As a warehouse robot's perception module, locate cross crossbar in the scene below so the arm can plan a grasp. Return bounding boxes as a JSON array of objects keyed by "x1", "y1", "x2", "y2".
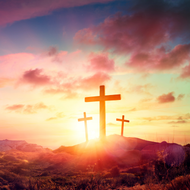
[
  {"x1": 85, "y1": 94, "x2": 121, "y2": 102},
  {"x1": 85, "y1": 85, "x2": 121, "y2": 140},
  {"x1": 116, "y1": 118, "x2": 129, "y2": 122}
]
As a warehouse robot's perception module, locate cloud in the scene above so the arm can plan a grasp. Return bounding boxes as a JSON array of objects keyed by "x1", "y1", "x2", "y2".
[
  {"x1": 0, "y1": 0, "x2": 114, "y2": 26},
  {"x1": 157, "y1": 92, "x2": 175, "y2": 103},
  {"x1": 80, "y1": 72, "x2": 111, "y2": 90},
  {"x1": 46, "y1": 112, "x2": 65, "y2": 121},
  {"x1": 19, "y1": 69, "x2": 52, "y2": 87},
  {"x1": 0, "y1": 53, "x2": 35, "y2": 78},
  {"x1": 142, "y1": 113, "x2": 190, "y2": 122},
  {"x1": 107, "y1": 122, "x2": 119, "y2": 127},
  {"x1": 177, "y1": 94, "x2": 185, "y2": 101},
  {"x1": 127, "y1": 44, "x2": 190, "y2": 71},
  {"x1": 168, "y1": 116, "x2": 188, "y2": 124},
  {"x1": 87, "y1": 53, "x2": 115, "y2": 72},
  {"x1": 126, "y1": 83, "x2": 154, "y2": 95},
  {"x1": 45, "y1": 71, "x2": 111, "y2": 94},
  {"x1": 0, "y1": 78, "x2": 14, "y2": 88},
  {"x1": 74, "y1": 0, "x2": 190, "y2": 75},
  {"x1": 6, "y1": 102, "x2": 49, "y2": 114},
  {"x1": 128, "y1": 108, "x2": 136, "y2": 112},
  {"x1": 41, "y1": 46, "x2": 68, "y2": 63},
  {"x1": 6, "y1": 104, "x2": 24, "y2": 111},
  {"x1": 46, "y1": 46, "x2": 59, "y2": 57},
  {"x1": 168, "y1": 120, "x2": 187, "y2": 124},
  {"x1": 180, "y1": 64, "x2": 190, "y2": 79}
]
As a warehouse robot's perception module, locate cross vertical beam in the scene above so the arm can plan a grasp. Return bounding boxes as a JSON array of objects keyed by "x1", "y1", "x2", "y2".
[
  {"x1": 78, "y1": 112, "x2": 92, "y2": 142},
  {"x1": 85, "y1": 85, "x2": 121, "y2": 140},
  {"x1": 100, "y1": 85, "x2": 105, "y2": 139},
  {"x1": 116, "y1": 115, "x2": 130, "y2": 136}
]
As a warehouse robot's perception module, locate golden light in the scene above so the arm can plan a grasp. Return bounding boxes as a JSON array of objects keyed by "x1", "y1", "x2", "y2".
[{"x1": 76, "y1": 113, "x2": 99, "y2": 141}]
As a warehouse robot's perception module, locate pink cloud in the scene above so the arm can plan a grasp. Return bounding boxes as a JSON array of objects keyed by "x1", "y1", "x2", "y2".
[
  {"x1": 157, "y1": 92, "x2": 175, "y2": 104},
  {"x1": 6, "y1": 102, "x2": 49, "y2": 114},
  {"x1": 45, "y1": 72, "x2": 111, "y2": 94},
  {"x1": 41, "y1": 46, "x2": 68, "y2": 63},
  {"x1": 80, "y1": 72, "x2": 110, "y2": 90},
  {"x1": 126, "y1": 44, "x2": 190, "y2": 71},
  {"x1": 19, "y1": 69, "x2": 52, "y2": 87},
  {"x1": 74, "y1": 13, "x2": 170, "y2": 53},
  {"x1": 0, "y1": 53, "x2": 35, "y2": 77},
  {"x1": 0, "y1": 78, "x2": 14, "y2": 88},
  {"x1": 44, "y1": 82, "x2": 73, "y2": 95},
  {"x1": 46, "y1": 46, "x2": 59, "y2": 57},
  {"x1": 74, "y1": 0, "x2": 190, "y2": 76},
  {"x1": 75, "y1": 1, "x2": 190, "y2": 52},
  {"x1": 157, "y1": 44, "x2": 190, "y2": 70},
  {"x1": 0, "y1": 0, "x2": 114, "y2": 26},
  {"x1": 180, "y1": 64, "x2": 190, "y2": 79},
  {"x1": 87, "y1": 53, "x2": 115, "y2": 72},
  {"x1": 126, "y1": 83, "x2": 153, "y2": 95}
]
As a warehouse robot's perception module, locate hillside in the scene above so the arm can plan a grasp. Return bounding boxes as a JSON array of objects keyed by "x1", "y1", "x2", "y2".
[{"x1": 0, "y1": 135, "x2": 190, "y2": 189}]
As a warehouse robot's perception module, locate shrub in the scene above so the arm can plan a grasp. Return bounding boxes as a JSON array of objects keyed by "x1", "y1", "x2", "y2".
[
  {"x1": 165, "y1": 175, "x2": 190, "y2": 190},
  {"x1": 119, "y1": 173, "x2": 138, "y2": 187},
  {"x1": 110, "y1": 166, "x2": 120, "y2": 177},
  {"x1": 154, "y1": 159, "x2": 168, "y2": 181}
]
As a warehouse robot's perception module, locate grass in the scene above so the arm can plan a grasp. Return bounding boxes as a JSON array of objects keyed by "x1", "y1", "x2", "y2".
[{"x1": 0, "y1": 149, "x2": 190, "y2": 189}]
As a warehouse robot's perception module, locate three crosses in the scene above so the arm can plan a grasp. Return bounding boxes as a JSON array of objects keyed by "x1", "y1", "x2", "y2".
[{"x1": 78, "y1": 85, "x2": 130, "y2": 142}]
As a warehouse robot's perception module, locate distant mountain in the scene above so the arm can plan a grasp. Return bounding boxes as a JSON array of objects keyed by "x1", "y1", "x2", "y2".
[{"x1": 0, "y1": 139, "x2": 44, "y2": 152}]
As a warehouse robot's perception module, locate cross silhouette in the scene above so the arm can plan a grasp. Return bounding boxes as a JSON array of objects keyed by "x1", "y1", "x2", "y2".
[
  {"x1": 116, "y1": 115, "x2": 130, "y2": 136},
  {"x1": 78, "y1": 112, "x2": 92, "y2": 142},
  {"x1": 85, "y1": 85, "x2": 121, "y2": 140}
]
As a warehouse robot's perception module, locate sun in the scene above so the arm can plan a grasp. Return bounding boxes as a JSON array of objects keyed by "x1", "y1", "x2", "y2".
[
  {"x1": 88, "y1": 128, "x2": 99, "y2": 140},
  {"x1": 87, "y1": 117, "x2": 99, "y2": 140},
  {"x1": 75, "y1": 114, "x2": 99, "y2": 141}
]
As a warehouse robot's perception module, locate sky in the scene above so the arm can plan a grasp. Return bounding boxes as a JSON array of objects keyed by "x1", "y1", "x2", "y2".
[{"x1": 0, "y1": 0, "x2": 190, "y2": 149}]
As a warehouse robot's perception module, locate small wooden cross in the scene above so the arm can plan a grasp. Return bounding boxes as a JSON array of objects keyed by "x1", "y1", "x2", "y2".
[
  {"x1": 85, "y1": 85, "x2": 121, "y2": 140},
  {"x1": 78, "y1": 112, "x2": 92, "y2": 142},
  {"x1": 116, "y1": 115, "x2": 130, "y2": 136}
]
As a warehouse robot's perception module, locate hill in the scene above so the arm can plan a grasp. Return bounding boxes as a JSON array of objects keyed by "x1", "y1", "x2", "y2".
[
  {"x1": 53, "y1": 135, "x2": 186, "y2": 169},
  {"x1": 0, "y1": 135, "x2": 189, "y2": 189}
]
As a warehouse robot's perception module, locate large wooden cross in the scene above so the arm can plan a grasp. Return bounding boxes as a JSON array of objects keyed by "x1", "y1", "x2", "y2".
[
  {"x1": 116, "y1": 115, "x2": 129, "y2": 136},
  {"x1": 78, "y1": 112, "x2": 92, "y2": 142},
  {"x1": 85, "y1": 85, "x2": 121, "y2": 140}
]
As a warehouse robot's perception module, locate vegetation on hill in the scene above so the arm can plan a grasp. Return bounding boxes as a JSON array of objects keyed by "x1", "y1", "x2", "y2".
[{"x1": 0, "y1": 136, "x2": 190, "y2": 189}]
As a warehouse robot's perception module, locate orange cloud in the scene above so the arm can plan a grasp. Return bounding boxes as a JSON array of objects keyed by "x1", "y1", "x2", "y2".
[
  {"x1": 142, "y1": 113, "x2": 190, "y2": 122},
  {"x1": 177, "y1": 94, "x2": 185, "y2": 101},
  {"x1": 46, "y1": 112, "x2": 65, "y2": 121},
  {"x1": 157, "y1": 92, "x2": 175, "y2": 104}
]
